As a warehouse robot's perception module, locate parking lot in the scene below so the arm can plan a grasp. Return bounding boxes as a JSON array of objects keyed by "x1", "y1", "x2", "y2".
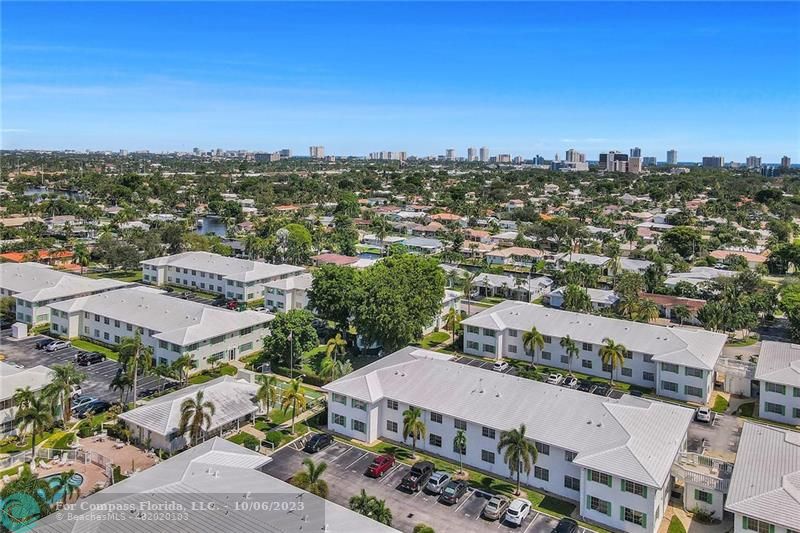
[
  {"x1": 687, "y1": 410, "x2": 741, "y2": 460},
  {"x1": 262, "y1": 434, "x2": 592, "y2": 533},
  {"x1": 0, "y1": 333, "x2": 163, "y2": 403}
]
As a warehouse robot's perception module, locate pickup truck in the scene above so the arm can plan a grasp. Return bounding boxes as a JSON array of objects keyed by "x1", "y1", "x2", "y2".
[{"x1": 400, "y1": 460, "x2": 434, "y2": 492}]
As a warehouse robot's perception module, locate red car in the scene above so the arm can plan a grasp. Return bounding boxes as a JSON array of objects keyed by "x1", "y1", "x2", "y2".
[{"x1": 366, "y1": 454, "x2": 395, "y2": 478}]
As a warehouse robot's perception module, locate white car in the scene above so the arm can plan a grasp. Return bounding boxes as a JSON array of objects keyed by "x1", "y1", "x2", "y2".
[
  {"x1": 493, "y1": 360, "x2": 509, "y2": 372},
  {"x1": 562, "y1": 376, "x2": 578, "y2": 389},
  {"x1": 504, "y1": 498, "x2": 531, "y2": 526},
  {"x1": 546, "y1": 373, "x2": 564, "y2": 385},
  {"x1": 695, "y1": 407, "x2": 712, "y2": 423}
]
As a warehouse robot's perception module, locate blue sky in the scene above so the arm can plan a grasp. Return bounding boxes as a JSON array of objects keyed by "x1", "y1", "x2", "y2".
[{"x1": 2, "y1": 2, "x2": 799, "y2": 162}]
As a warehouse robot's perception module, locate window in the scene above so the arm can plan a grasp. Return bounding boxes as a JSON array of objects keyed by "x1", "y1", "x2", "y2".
[
  {"x1": 661, "y1": 380, "x2": 678, "y2": 393},
  {"x1": 622, "y1": 507, "x2": 647, "y2": 527},
  {"x1": 483, "y1": 344, "x2": 496, "y2": 354},
  {"x1": 467, "y1": 341, "x2": 479, "y2": 350},
  {"x1": 623, "y1": 350, "x2": 632, "y2": 359},
  {"x1": 114, "y1": 336, "x2": 120, "y2": 344},
  {"x1": 543, "y1": 335, "x2": 552, "y2": 343},
  {"x1": 588, "y1": 496, "x2": 610, "y2": 516},
  {"x1": 794, "y1": 387, "x2": 800, "y2": 397},
  {"x1": 564, "y1": 475, "x2": 580, "y2": 491},
  {"x1": 621, "y1": 479, "x2": 647, "y2": 498},
  {"x1": 126, "y1": 323, "x2": 133, "y2": 331},
  {"x1": 429, "y1": 434, "x2": 442, "y2": 447},
  {"x1": 794, "y1": 407, "x2": 800, "y2": 418},
  {"x1": 535, "y1": 442, "x2": 550, "y2": 455},
  {"x1": 694, "y1": 489, "x2": 712, "y2": 504},
  {"x1": 332, "y1": 393, "x2": 347, "y2": 405},
  {"x1": 333, "y1": 413, "x2": 346, "y2": 426},
  {"x1": 481, "y1": 450, "x2": 495, "y2": 464},
  {"x1": 351, "y1": 420, "x2": 366, "y2": 433},
  {"x1": 621, "y1": 367, "x2": 632, "y2": 377},
  {"x1": 482, "y1": 427, "x2": 496, "y2": 439},
  {"x1": 508, "y1": 330, "x2": 518, "y2": 337},
  {"x1": 541, "y1": 351, "x2": 551, "y2": 360},
  {"x1": 582, "y1": 342, "x2": 593, "y2": 351},
  {"x1": 743, "y1": 517, "x2": 773, "y2": 533},
  {"x1": 534, "y1": 466, "x2": 549, "y2": 481},
  {"x1": 661, "y1": 362, "x2": 679, "y2": 373},
  {"x1": 351, "y1": 399, "x2": 367, "y2": 411},
  {"x1": 588, "y1": 470, "x2": 611, "y2": 486},
  {"x1": 483, "y1": 329, "x2": 496, "y2": 337},
  {"x1": 582, "y1": 359, "x2": 592, "y2": 369},
  {"x1": 643, "y1": 371, "x2": 655, "y2": 382},
  {"x1": 466, "y1": 326, "x2": 479, "y2": 334},
  {"x1": 564, "y1": 450, "x2": 577, "y2": 462},
  {"x1": 430, "y1": 412, "x2": 442, "y2": 423},
  {"x1": 103, "y1": 317, "x2": 110, "y2": 325},
  {"x1": 508, "y1": 345, "x2": 517, "y2": 353},
  {"x1": 114, "y1": 320, "x2": 120, "y2": 328},
  {"x1": 454, "y1": 419, "x2": 467, "y2": 430},
  {"x1": 387, "y1": 399, "x2": 398, "y2": 410},
  {"x1": 643, "y1": 354, "x2": 653, "y2": 363},
  {"x1": 238, "y1": 342, "x2": 253, "y2": 353},
  {"x1": 765, "y1": 402, "x2": 785, "y2": 415},
  {"x1": 685, "y1": 367, "x2": 704, "y2": 378},
  {"x1": 685, "y1": 385, "x2": 703, "y2": 398},
  {"x1": 765, "y1": 382, "x2": 786, "y2": 395}
]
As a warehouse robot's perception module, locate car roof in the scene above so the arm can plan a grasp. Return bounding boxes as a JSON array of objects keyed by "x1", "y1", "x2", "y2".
[{"x1": 509, "y1": 498, "x2": 530, "y2": 509}]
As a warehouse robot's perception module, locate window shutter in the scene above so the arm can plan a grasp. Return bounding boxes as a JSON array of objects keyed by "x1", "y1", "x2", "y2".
[
  {"x1": 620, "y1": 507, "x2": 625, "y2": 521},
  {"x1": 642, "y1": 486, "x2": 648, "y2": 498},
  {"x1": 694, "y1": 489, "x2": 700, "y2": 501},
  {"x1": 642, "y1": 513, "x2": 647, "y2": 528},
  {"x1": 769, "y1": 526, "x2": 774, "y2": 533},
  {"x1": 586, "y1": 495, "x2": 591, "y2": 509},
  {"x1": 708, "y1": 492, "x2": 712, "y2": 504},
  {"x1": 742, "y1": 517, "x2": 748, "y2": 530},
  {"x1": 607, "y1": 474, "x2": 612, "y2": 488}
]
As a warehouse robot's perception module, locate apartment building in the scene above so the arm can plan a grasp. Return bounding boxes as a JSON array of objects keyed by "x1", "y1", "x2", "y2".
[
  {"x1": 324, "y1": 347, "x2": 694, "y2": 533},
  {"x1": 461, "y1": 301, "x2": 726, "y2": 403},
  {"x1": 725, "y1": 422, "x2": 800, "y2": 533},
  {"x1": 140, "y1": 251, "x2": 305, "y2": 302},
  {"x1": 47, "y1": 286, "x2": 273, "y2": 370},
  {"x1": 754, "y1": 341, "x2": 800, "y2": 425},
  {"x1": 0, "y1": 262, "x2": 129, "y2": 325},
  {"x1": 0, "y1": 362, "x2": 53, "y2": 435},
  {"x1": 264, "y1": 272, "x2": 313, "y2": 312}
]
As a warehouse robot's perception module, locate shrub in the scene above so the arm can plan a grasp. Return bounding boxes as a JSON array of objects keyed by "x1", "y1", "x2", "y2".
[{"x1": 265, "y1": 431, "x2": 283, "y2": 447}]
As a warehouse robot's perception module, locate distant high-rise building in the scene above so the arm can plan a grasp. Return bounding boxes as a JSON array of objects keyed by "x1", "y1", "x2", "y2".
[
  {"x1": 702, "y1": 156, "x2": 724, "y2": 168},
  {"x1": 533, "y1": 154, "x2": 545, "y2": 165},
  {"x1": 642, "y1": 156, "x2": 657, "y2": 167},
  {"x1": 628, "y1": 157, "x2": 643, "y2": 174},
  {"x1": 746, "y1": 156, "x2": 762, "y2": 169},
  {"x1": 119, "y1": 149, "x2": 128, "y2": 157},
  {"x1": 512, "y1": 156, "x2": 524, "y2": 164},
  {"x1": 445, "y1": 148, "x2": 456, "y2": 161},
  {"x1": 630, "y1": 147, "x2": 642, "y2": 158},
  {"x1": 667, "y1": 149, "x2": 678, "y2": 165},
  {"x1": 497, "y1": 154, "x2": 511, "y2": 163},
  {"x1": 398, "y1": 151, "x2": 407, "y2": 162},
  {"x1": 782, "y1": 155, "x2": 792, "y2": 169},
  {"x1": 565, "y1": 149, "x2": 586, "y2": 163},
  {"x1": 309, "y1": 146, "x2": 325, "y2": 159},
  {"x1": 279, "y1": 149, "x2": 292, "y2": 158},
  {"x1": 215, "y1": 148, "x2": 223, "y2": 156},
  {"x1": 193, "y1": 147, "x2": 200, "y2": 155},
  {"x1": 599, "y1": 151, "x2": 628, "y2": 172},
  {"x1": 467, "y1": 147, "x2": 477, "y2": 161},
  {"x1": 479, "y1": 146, "x2": 489, "y2": 162}
]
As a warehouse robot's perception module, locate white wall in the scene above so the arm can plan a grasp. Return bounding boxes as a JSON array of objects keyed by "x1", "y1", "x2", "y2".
[{"x1": 758, "y1": 381, "x2": 800, "y2": 425}]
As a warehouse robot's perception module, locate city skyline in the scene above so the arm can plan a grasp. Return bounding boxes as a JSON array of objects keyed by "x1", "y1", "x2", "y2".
[{"x1": 2, "y1": 2, "x2": 799, "y2": 160}]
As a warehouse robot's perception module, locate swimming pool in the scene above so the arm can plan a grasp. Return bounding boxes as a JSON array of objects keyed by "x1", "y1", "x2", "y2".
[{"x1": 38, "y1": 472, "x2": 84, "y2": 504}]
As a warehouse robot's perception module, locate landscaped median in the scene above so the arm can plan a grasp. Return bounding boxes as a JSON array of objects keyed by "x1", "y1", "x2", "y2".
[
  {"x1": 70, "y1": 338, "x2": 119, "y2": 361},
  {"x1": 334, "y1": 435, "x2": 612, "y2": 533}
]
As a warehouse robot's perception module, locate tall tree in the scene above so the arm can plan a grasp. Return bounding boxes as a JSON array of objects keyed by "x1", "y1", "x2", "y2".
[
  {"x1": 280, "y1": 378, "x2": 307, "y2": 433},
  {"x1": 118, "y1": 332, "x2": 153, "y2": 406},
  {"x1": 308, "y1": 264, "x2": 363, "y2": 331},
  {"x1": 255, "y1": 374, "x2": 279, "y2": 415},
  {"x1": 291, "y1": 458, "x2": 329, "y2": 498},
  {"x1": 559, "y1": 335, "x2": 579, "y2": 375},
  {"x1": 178, "y1": 390, "x2": 216, "y2": 447},
  {"x1": 16, "y1": 394, "x2": 53, "y2": 455},
  {"x1": 401, "y1": 406, "x2": 427, "y2": 456},
  {"x1": 599, "y1": 338, "x2": 627, "y2": 386},
  {"x1": 45, "y1": 363, "x2": 85, "y2": 422},
  {"x1": 522, "y1": 326, "x2": 544, "y2": 367},
  {"x1": 453, "y1": 430, "x2": 467, "y2": 474},
  {"x1": 497, "y1": 424, "x2": 537, "y2": 495}
]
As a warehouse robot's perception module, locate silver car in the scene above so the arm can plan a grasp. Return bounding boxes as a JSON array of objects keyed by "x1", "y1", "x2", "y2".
[{"x1": 424, "y1": 471, "x2": 451, "y2": 494}]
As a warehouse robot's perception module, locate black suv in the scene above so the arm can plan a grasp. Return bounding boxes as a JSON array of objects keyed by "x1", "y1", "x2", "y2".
[
  {"x1": 552, "y1": 518, "x2": 579, "y2": 533},
  {"x1": 400, "y1": 461, "x2": 434, "y2": 492},
  {"x1": 76, "y1": 351, "x2": 105, "y2": 366},
  {"x1": 303, "y1": 433, "x2": 333, "y2": 453},
  {"x1": 35, "y1": 338, "x2": 53, "y2": 350}
]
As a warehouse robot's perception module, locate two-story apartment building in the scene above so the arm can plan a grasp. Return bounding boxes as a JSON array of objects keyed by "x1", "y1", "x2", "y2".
[
  {"x1": 47, "y1": 286, "x2": 273, "y2": 370},
  {"x1": 324, "y1": 347, "x2": 694, "y2": 533},
  {"x1": 0, "y1": 362, "x2": 53, "y2": 435},
  {"x1": 264, "y1": 272, "x2": 313, "y2": 312},
  {"x1": 461, "y1": 301, "x2": 726, "y2": 403},
  {"x1": 754, "y1": 341, "x2": 800, "y2": 425},
  {"x1": 0, "y1": 262, "x2": 128, "y2": 325},
  {"x1": 140, "y1": 251, "x2": 305, "y2": 302},
  {"x1": 726, "y1": 422, "x2": 800, "y2": 533}
]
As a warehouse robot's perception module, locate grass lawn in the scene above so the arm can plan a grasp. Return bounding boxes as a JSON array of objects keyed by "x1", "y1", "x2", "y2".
[
  {"x1": 0, "y1": 431, "x2": 54, "y2": 453},
  {"x1": 87, "y1": 270, "x2": 143, "y2": 283},
  {"x1": 735, "y1": 402, "x2": 755, "y2": 417},
  {"x1": 417, "y1": 331, "x2": 450, "y2": 350},
  {"x1": 711, "y1": 395, "x2": 729, "y2": 413},
  {"x1": 188, "y1": 364, "x2": 237, "y2": 384},
  {"x1": 44, "y1": 431, "x2": 76, "y2": 450},
  {"x1": 71, "y1": 339, "x2": 119, "y2": 361},
  {"x1": 667, "y1": 516, "x2": 687, "y2": 533},
  {"x1": 725, "y1": 336, "x2": 758, "y2": 347}
]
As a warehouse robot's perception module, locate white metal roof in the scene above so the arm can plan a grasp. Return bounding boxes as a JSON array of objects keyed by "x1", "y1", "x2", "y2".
[
  {"x1": 118, "y1": 376, "x2": 260, "y2": 437},
  {"x1": 0, "y1": 362, "x2": 53, "y2": 401},
  {"x1": 141, "y1": 251, "x2": 305, "y2": 283},
  {"x1": 324, "y1": 347, "x2": 693, "y2": 487},
  {"x1": 0, "y1": 262, "x2": 128, "y2": 303},
  {"x1": 32, "y1": 437, "x2": 397, "y2": 532},
  {"x1": 461, "y1": 300, "x2": 726, "y2": 370},
  {"x1": 726, "y1": 422, "x2": 800, "y2": 529},
  {"x1": 263, "y1": 272, "x2": 313, "y2": 292},
  {"x1": 48, "y1": 286, "x2": 273, "y2": 346},
  {"x1": 555, "y1": 253, "x2": 611, "y2": 266},
  {"x1": 755, "y1": 341, "x2": 800, "y2": 388}
]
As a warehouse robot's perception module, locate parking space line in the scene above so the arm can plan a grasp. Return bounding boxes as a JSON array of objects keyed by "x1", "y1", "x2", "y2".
[
  {"x1": 378, "y1": 464, "x2": 402, "y2": 484},
  {"x1": 330, "y1": 445, "x2": 354, "y2": 464},
  {"x1": 343, "y1": 451, "x2": 367, "y2": 470},
  {"x1": 454, "y1": 490, "x2": 473, "y2": 513},
  {"x1": 522, "y1": 511, "x2": 539, "y2": 533}
]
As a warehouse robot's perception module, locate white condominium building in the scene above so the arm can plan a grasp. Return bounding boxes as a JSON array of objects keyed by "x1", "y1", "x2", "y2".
[
  {"x1": 0, "y1": 362, "x2": 53, "y2": 435},
  {"x1": 264, "y1": 272, "x2": 313, "y2": 312},
  {"x1": 324, "y1": 347, "x2": 694, "y2": 533},
  {"x1": 754, "y1": 341, "x2": 800, "y2": 425},
  {"x1": 0, "y1": 262, "x2": 128, "y2": 325},
  {"x1": 140, "y1": 251, "x2": 305, "y2": 302},
  {"x1": 47, "y1": 286, "x2": 273, "y2": 370},
  {"x1": 461, "y1": 301, "x2": 726, "y2": 403},
  {"x1": 725, "y1": 422, "x2": 800, "y2": 533}
]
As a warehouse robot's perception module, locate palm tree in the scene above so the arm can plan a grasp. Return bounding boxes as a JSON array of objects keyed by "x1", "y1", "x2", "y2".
[
  {"x1": 325, "y1": 333, "x2": 347, "y2": 361},
  {"x1": 0, "y1": 464, "x2": 54, "y2": 522},
  {"x1": 402, "y1": 406, "x2": 426, "y2": 456},
  {"x1": 255, "y1": 374, "x2": 279, "y2": 415},
  {"x1": 171, "y1": 353, "x2": 197, "y2": 386},
  {"x1": 109, "y1": 369, "x2": 133, "y2": 406},
  {"x1": 624, "y1": 225, "x2": 638, "y2": 252},
  {"x1": 178, "y1": 390, "x2": 216, "y2": 447},
  {"x1": 559, "y1": 335, "x2": 579, "y2": 376},
  {"x1": 635, "y1": 299, "x2": 660, "y2": 323},
  {"x1": 45, "y1": 363, "x2": 85, "y2": 422},
  {"x1": 291, "y1": 458, "x2": 329, "y2": 498},
  {"x1": 522, "y1": 326, "x2": 544, "y2": 367},
  {"x1": 599, "y1": 338, "x2": 627, "y2": 386},
  {"x1": 319, "y1": 355, "x2": 351, "y2": 382},
  {"x1": 16, "y1": 394, "x2": 53, "y2": 455},
  {"x1": 118, "y1": 332, "x2": 153, "y2": 406},
  {"x1": 372, "y1": 215, "x2": 390, "y2": 256},
  {"x1": 153, "y1": 362, "x2": 175, "y2": 393},
  {"x1": 55, "y1": 469, "x2": 81, "y2": 503},
  {"x1": 73, "y1": 243, "x2": 90, "y2": 274},
  {"x1": 461, "y1": 271, "x2": 478, "y2": 315},
  {"x1": 280, "y1": 378, "x2": 307, "y2": 434},
  {"x1": 497, "y1": 424, "x2": 537, "y2": 495},
  {"x1": 453, "y1": 430, "x2": 467, "y2": 475},
  {"x1": 672, "y1": 304, "x2": 692, "y2": 325},
  {"x1": 368, "y1": 498, "x2": 393, "y2": 526},
  {"x1": 443, "y1": 307, "x2": 461, "y2": 340},
  {"x1": 13, "y1": 386, "x2": 36, "y2": 412},
  {"x1": 349, "y1": 489, "x2": 374, "y2": 514}
]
